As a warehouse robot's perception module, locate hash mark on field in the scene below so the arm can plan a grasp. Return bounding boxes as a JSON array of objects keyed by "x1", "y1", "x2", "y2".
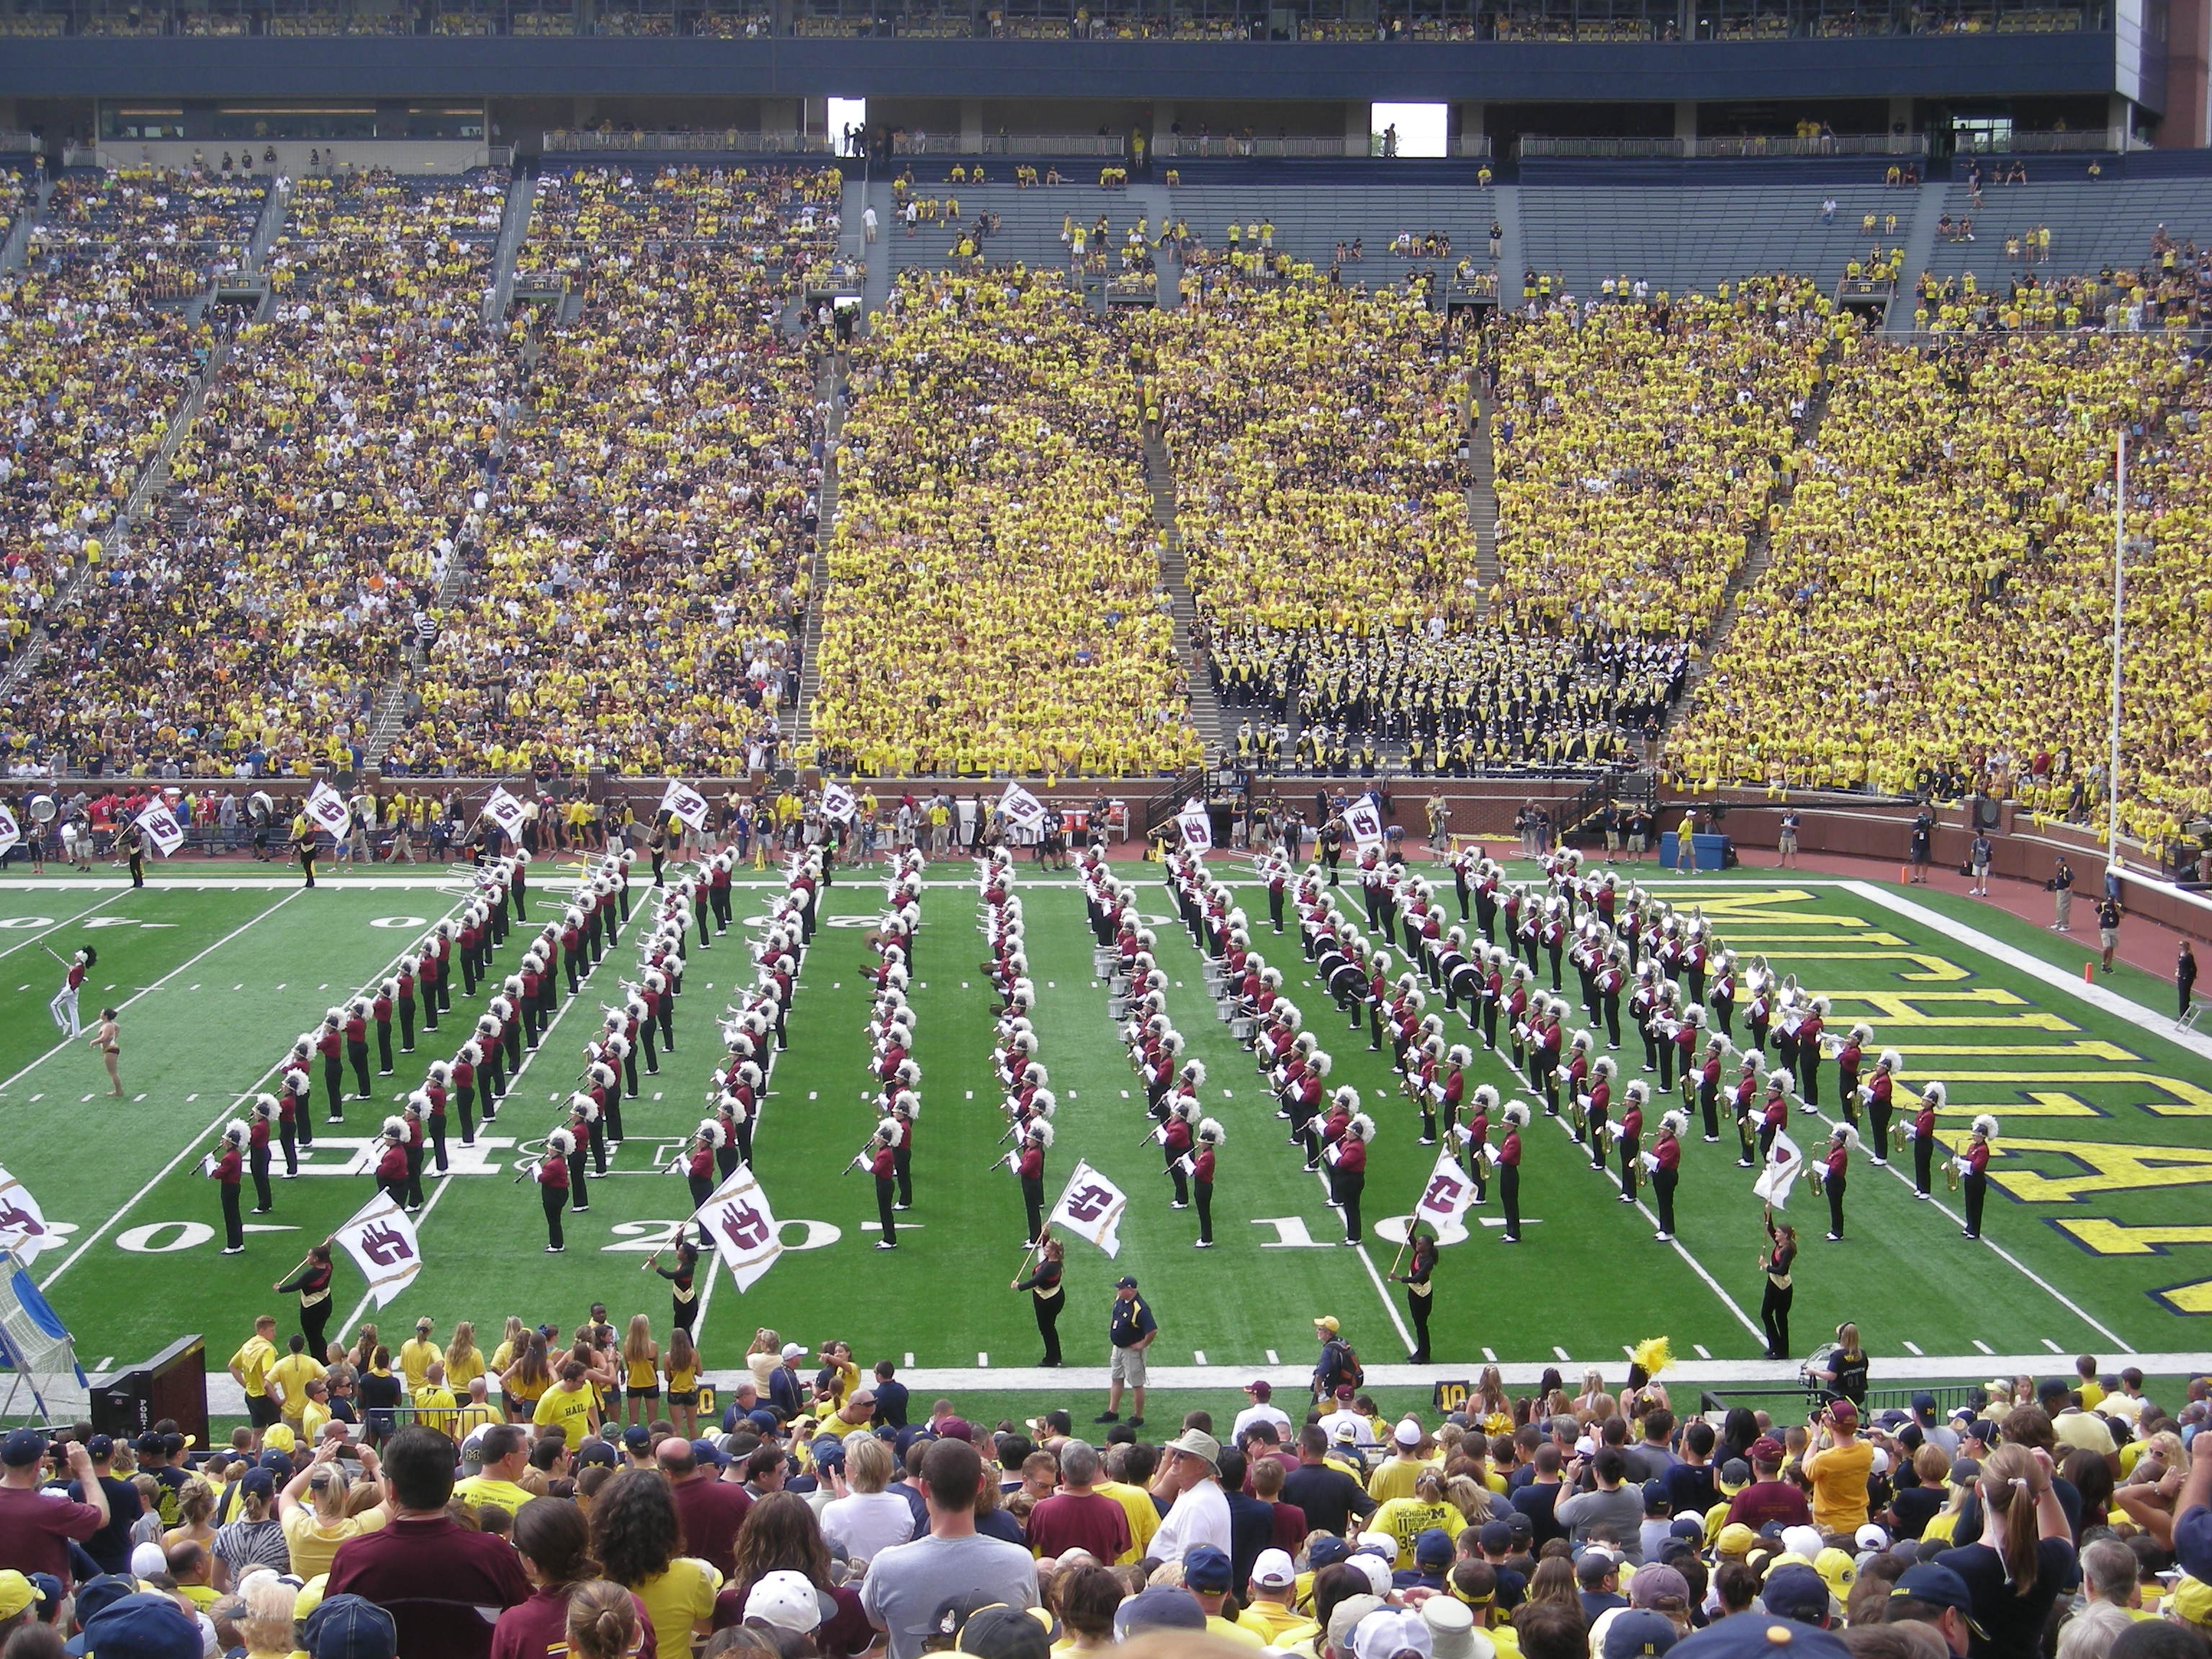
[
  {"x1": 976, "y1": 1353, "x2": 989, "y2": 1367},
  {"x1": 103, "y1": 984, "x2": 115, "y2": 991},
  {"x1": 1972, "y1": 1339, "x2": 1995, "y2": 1354},
  {"x1": 1066, "y1": 1091, "x2": 1076, "y2": 1100},
  {"x1": 188, "y1": 984, "x2": 199, "y2": 991},
  {"x1": 1120, "y1": 1089, "x2": 1129, "y2": 1099},
  {"x1": 652, "y1": 1092, "x2": 662, "y2": 1101},
  {"x1": 1903, "y1": 1340, "x2": 1924, "y2": 1355},
  {"x1": 965, "y1": 1090, "x2": 974, "y2": 1100},
  {"x1": 961, "y1": 982, "x2": 968, "y2": 989},
  {"x1": 96, "y1": 1356, "x2": 112, "y2": 1371},
  {"x1": 133, "y1": 1093, "x2": 146, "y2": 1102},
  {"x1": 1193, "y1": 1350, "x2": 1207, "y2": 1365},
  {"x1": 904, "y1": 1353, "x2": 915, "y2": 1367},
  {"x1": 1266, "y1": 1350, "x2": 1280, "y2": 1365},
  {"x1": 186, "y1": 1094, "x2": 197, "y2": 1102},
  {"x1": 1483, "y1": 1347, "x2": 1498, "y2": 1362},
  {"x1": 2041, "y1": 1338, "x2": 2064, "y2": 1353},
  {"x1": 234, "y1": 984, "x2": 243, "y2": 991},
  {"x1": 1552, "y1": 1346, "x2": 1571, "y2": 1362},
  {"x1": 1694, "y1": 1344, "x2": 1711, "y2": 1359},
  {"x1": 1047, "y1": 981, "x2": 1054, "y2": 989},
  {"x1": 318, "y1": 984, "x2": 328, "y2": 990},
  {"x1": 275, "y1": 984, "x2": 285, "y2": 991},
  {"x1": 809, "y1": 1091, "x2": 818, "y2": 1100},
  {"x1": 27, "y1": 1094, "x2": 40, "y2": 1102},
  {"x1": 81, "y1": 1094, "x2": 92, "y2": 1102},
  {"x1": 14, "y1": 986, "x2": 23, "y2": 993}
]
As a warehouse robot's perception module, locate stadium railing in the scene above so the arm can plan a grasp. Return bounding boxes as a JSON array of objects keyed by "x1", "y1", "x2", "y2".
[
  {"x1": 1519, "y1": 132, "x2": 1928, "y2": 158},
  {"x1": 539, "y1": 129, "x2": 837, "y2": 153}
]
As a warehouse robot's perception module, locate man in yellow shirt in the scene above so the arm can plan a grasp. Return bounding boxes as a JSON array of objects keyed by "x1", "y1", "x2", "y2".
[
  {"x1": 266, "y1": 1335, "x2": 325, "y2": 1434},
  {"x1": 397, "y1": 1318, "x2": 441, "y2": 1394},
  {"x1": 414, "y1": 1361, "x2": 459, "y2": 1437},
  {"x1": 454, "y1": 1423, "x2": 539, "y2": 1514},
  {"x1": 1182, "y1": 1547, "x2": 1264, "y2": 1647},
  {"x1": 532, "y1": 1361, "x2": 600, "y2": 1449},
  {"x1": 1367, "y1": 1419, "x2": 1433, "y2": 1502},
  {"x1": 1237, "y1": 1550, "x2": 1318, "y2": 1645},
  {"x1": 1802, "y1": 1399, "x2": 1874, "y2": 1534},
  {"x1": 300, "y1": 1377, "x2": 334, "y2": 1446},
  {"x1": 1092, "y1": 1449, "x2": 1161, "y2": 1565},
  {"x1": 228, "y1": 1316, "x2": 282, "y2": 1432}
]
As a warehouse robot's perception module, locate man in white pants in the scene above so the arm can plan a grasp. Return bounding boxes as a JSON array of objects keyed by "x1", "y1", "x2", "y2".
[{"x1": 48, "y1": 946, "x2": 90, "y2": 1037}]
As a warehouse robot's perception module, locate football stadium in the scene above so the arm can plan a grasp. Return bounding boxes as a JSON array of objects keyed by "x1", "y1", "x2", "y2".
[{"x1": 1, "y1": 17, "x2": 2211, "y2": 1656}]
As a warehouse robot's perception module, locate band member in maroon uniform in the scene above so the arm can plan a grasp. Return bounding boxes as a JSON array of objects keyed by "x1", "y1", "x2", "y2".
[
  {"x1": 538, "y1": 1129, "x2": 573, "y2": 1251},
  {"x1": 373, "y1": 1118, "x2": 410, "y2": 1211},
  {"x1": 316, "y1": 1011, "x2": 346, "y2": 1123},
  {"x1": 1960, "y1": 1111, "x2": 1995, "y2": 1239},
  {"x1": 1192, "y1": 1118, "x2": 1223, "y2": 1249},
  {"x1": 1498, "y1": 1101, "x2": 1528, "y2": 1243},
  {"x1": 343, "y1": 1000, "x2": 372, "y2": 1099},
  {"x1": 1016, "y1": 1120, "x2": 1051, "y2": 1248},
  {"x1": 1651, "y1": 1110, "x2": 1683, "y2": 1242},
  {"x1": 212, "y1": 1121, "x2": 248, "y2": 1254},
  {"x1": 247, "y1": 1097, "x2": 276, "y2": 1215},
  {"x1": 372, "y1": 983, "x2": 396, "y2": 1076}
]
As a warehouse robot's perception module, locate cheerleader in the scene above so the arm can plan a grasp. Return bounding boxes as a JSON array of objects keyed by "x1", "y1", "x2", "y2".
[
  {"x1": 1651, "y1": 1110, "x2": 1684, "y2": 1242},
  {"x1": 538, "y1": 1130, "x2": 573, "y2": 1252},
  {"x1": 1192, "y1": 1119, "x2": 1223, "y2": 1249},
  {"x1": 1392, "y1": 1225, "x2": 1439, "y2": 1364}
]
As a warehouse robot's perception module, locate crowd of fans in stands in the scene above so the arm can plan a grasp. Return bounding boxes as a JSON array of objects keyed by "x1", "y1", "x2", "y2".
[
  {"x1": 811, "y1": 270, "x2": 1199, "y2": 778},
  {"x1": 1673, "y1": 330, "x2": 2212, "y2": 843},
  {"x1": 2, "y1": 1310, "x2": 2209, "y2": 1659}
]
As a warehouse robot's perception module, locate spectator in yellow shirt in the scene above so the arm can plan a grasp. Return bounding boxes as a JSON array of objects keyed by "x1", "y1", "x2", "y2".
[
  {"x1": 397, "y1": 1319, "x2": 442, "y2": 1395},
  {"x1": 415, "y1": 1361, "x2": 459, "y2": 1438},
  {"x1": 266, "y1": 1336, "x2": 325, "y2": 1433},
  {"x1": 533, "y1": 1361, "x2": 601, "y2": 1450},
  {"x1": 1803, "y1": 1400, "x2": 1875, "y2": 1534},
  {"x1": 229, "y1": 1316, "x2": 282, "y2": 1431}
]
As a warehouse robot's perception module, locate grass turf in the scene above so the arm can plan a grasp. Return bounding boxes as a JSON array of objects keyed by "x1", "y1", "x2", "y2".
[{"x1": 0, "y1": 860, "x2": 2207, "y2": 1393}]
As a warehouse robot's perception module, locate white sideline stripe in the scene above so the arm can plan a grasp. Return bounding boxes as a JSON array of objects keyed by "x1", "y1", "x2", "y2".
[
  {"x1": 1842, "y1": 881, "x2": 2212, "y2": 1062},
  {"x1": 3, "y1": 891, "x2": 305, "y2": 1099},
  {"x1": 187, "y1": 1347, "x2": 2212, "y2": 1413}
]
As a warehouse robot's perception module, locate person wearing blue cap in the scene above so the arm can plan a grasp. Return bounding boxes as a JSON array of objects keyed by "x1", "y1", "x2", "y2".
[
  {"x1": 1665, "y1": 1614, "x2": 1848, "y2": 1656},
  {"x1": 63, "y1": 1591, "x2": 204, "y2": 1659},
  {"x1": 304, "y1": 1593, "x2": 398, "y2": 1659}
]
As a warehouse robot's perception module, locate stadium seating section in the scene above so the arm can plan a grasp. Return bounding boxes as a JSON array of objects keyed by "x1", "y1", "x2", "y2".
[{"x1": 6, "y1": 156, "x2": 2212, "y2": 841}]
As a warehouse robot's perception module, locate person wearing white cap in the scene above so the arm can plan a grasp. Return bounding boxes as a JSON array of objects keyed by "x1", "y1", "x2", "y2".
[
  {"x1": 1367, "y1": 1419, "x2": 1431, "y2": 1502},
  {"x1": 1354, "y1": 1605, "x2": 1435, "y2": 1659},
  {"x1": 743, "y1": 1569, "x2": 825, "y2": 1636},
  {"x1": 1236, "y1": 1549, "x2": 1316, "y2": 1646},
  {"x1": 1146, "y1": 1429, "x2": 1229, "y2": 1567},
  {"x1": 1419, "y1": 1594, "x2": 1490, "y2": 1659}
]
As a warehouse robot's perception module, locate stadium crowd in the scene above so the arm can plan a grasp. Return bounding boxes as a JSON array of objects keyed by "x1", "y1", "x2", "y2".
[
  {"x1": 1, "y1": 1313, "x2": 2208, "y2": 1659},
  {"x1": 403, "y1": 164, "x2": 840, "y2": 778},
  {"x1": 1671, "y1": 332, "x2": 2212, "y2": 843},
  {"x1": 810, "y1": 271, "x2": 1199, "y2": 778},
  {"x1": 1488, "y1": 279, "x2": 1839, "y2": 639}
]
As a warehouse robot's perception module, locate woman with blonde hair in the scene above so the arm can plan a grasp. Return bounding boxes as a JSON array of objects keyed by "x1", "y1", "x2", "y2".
[
  {"x1": 490, "y1": 1316, "x2": 529, "y2": 1375},
  {"x1": 161, "y1": 1475, "x2": 219, "y2": 1552},
  {"x1": 446, "y1": 1321, "x2": 487, "y2": 1395},
  {"x1": 663, "y1": 1327, "x2": 700, "y2": 1441},
  {"x1": 276, "y1": 1441, "x2": 387, "y2": 1580},
  {"x1": 1473, "y1": 1365, "x2": 1511, "y2": 1431},
  {"x1": 745, "y1": 1330, "x2": 782, "y2": 1395},
  {"x1": 235, "y1": 1569, "x2": 299, "y2": 1659},
  {"x1": 1937, "y1": 1442, "x2": 2072, "y2": 1653},
  {"x1": 1982, "y1": 1377, "x2": 2014, "y2": 1424},
  {"x1": 621, "y1": 1316, "x2": 660, "y2": 1428},
  {"x1": 503, "y1": 1331, "x2": 552, "y2": 1423},
  {"x1": 1573, "y1": 1368, "x2": 1612, "y2": 1420}
]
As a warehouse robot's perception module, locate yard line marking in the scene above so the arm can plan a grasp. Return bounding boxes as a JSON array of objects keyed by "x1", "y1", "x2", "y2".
[
  {"x1": 80, "y1": 1094, "x2": 92, "y2": 1102},
  {"x1": 188, "y1": 984, "x2": 199, "y2": 992},
  {"x1": 1972, "y1": 1339, "x2": 1995, "y2": 1354},
  {"x1": 27, "y1": 1094, "x2": 40, "y2": 1102},
  {"x1": 1482, "y1": 1347, "x2": 1498, "y2": 1362},
  {"x1": 1193, "y1": 1350, "x2": 1207, "y2": 1365},
  {"x1": 1904, "y1": 1340, "x2": 1923, "y2": 1355},
  {"x1": 1694, "y1": 1344, "x2": 1712, "y2": 1359},
  {"x1": 132, "y1": 1093, "x2": 146, "y2": 1102},
  {"x1": 1552, "y1": 1346, "x2": 1572, "y2": 1362},
  {"x1": 977, "y1": 1353, "x2": 989, "y2": 1367},
  {"x1": 0, "y1": 890, "x2": 134, "y2": 963},
  {"x1": 3, "y1": 890, "x2": 305, "y2": 1099},
  {"x1": 96, "y1": 1356, "x2": 112, "y2": 1371},
  {"x1": 186, "y1": 1094, "x2": 197, "y2": 1102},
  {"x1": 904, "y1": 1353, "x2": 915, "y2": 1368},
  {"x1": 1266, "y1": 1349, "x2": 1280, "y2": 1365},
  {"x1": 2041, "y1": 1338, "x2": 2064, "y2": 1353}
]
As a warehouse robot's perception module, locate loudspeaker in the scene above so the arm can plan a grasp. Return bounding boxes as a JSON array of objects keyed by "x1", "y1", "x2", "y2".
[{"x1": 88, "y1": 1336, "x2": 207, "y2": 1446}]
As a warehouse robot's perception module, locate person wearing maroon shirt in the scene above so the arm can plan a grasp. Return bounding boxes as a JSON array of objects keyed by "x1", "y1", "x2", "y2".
[
  {"x1": 457, "y1": 916, "x2": 482, "y2": 998},
  {"x1": 1696, "y1": 1039, "x2": 1725, "y2": 1142},
  {"x1": 1334, "y1": 1115, "x2": 1370, "y2": 1246},
  {"x1": 1911, "y1": 1083, "x2": 1941, "y2": 1196},
  {"x1": 1651, "y1": 1111, "x2": 1683, "y2": 1242},
  {"x1": 246, "y1": 1100, "x2": 275, "y2": 1214},
  {"x1": 418, "y1": 948, "x2": 442, "y2": 1034},
  {"x1": 866, "y1": 1126, "x2": 899, "y2": 1249},
  {"x1": 1796, "y1": 1000, "x2": 1827, "y2": 1107},
  {"x1": 283, "y1": 1065, "x2": 313, "y2": 1156},
  {"x1": 1617, "y1": 1085, "x2": 1645, "y2": 1203},
  {"x1": 1498, "y1": 1101, "x2": 1526, "y2": 1243},
  {"x1": 331, "y1": 1426, "x2": 531, "y2": 1659},
  {"x1": 1192, "y1": 1120, "x2": 1221, "y2": 1248},
  {"x1": 1961, "y1": 1114, "x2": 1994, "y2": 1240},
  {"x1": 372, "y1": 987, "x2": 395, "y2": 1075},
  {"x1": 316, "y1": 1016, "x2": 346, "y2": 1123},
  {"x1": 1820, "y1": 1127, "x2": 1851, "y2": 1241},
  {"x1": 344, "y1": 1004, "x2": 372, "y2": 1098},
  {"x1": 0, "y1": 1430, "x2": 108, "y2": 1591},
  {"x1": 1161, "y1": 1103, "x2": 1193, "y2": 1210},
  {"x1": 658, "y1": 1438, "x2": 752, "y2": 1580},
  {"x1": 372, "y1": 1121, "x2": 410, "y2": 1211},
  {"x1": 212, "y1": 1123, "x2": 247, "y2": 1253},
  {"x1": 402, "y1": 1099, "x2": 427, "y2": 1210},
  {"x1": 1723, "y1": 1437, "x2": 1812, "y2": 1530},
  {"x1": 451, "y1": 1046, "x2": 478, "y2": 1144},
  {"x1": 430, "y1": 932, "x2": 454, "y2": 1015},
  {"x1": 393, "y1": 966, "x2": 416, "y2": 1053},
  {"x1": 538, "y1": 1131, "x2": 572, "y2": 1251},
  {"x1": 1025, "y1": 1441, "x2": 1131, "y2": 1561},
  {"x1": 1016, "y1": 1127, "x2": 1048, "y2": 1248}
]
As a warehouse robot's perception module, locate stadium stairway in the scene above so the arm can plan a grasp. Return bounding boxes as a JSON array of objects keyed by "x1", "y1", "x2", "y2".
[
  {"x1": 1885, "y1": 179, "x2": 1951, "y2": 330},
  {"x1": 243, "y1": 177, "x2": 292, "y2": 275},
  {"x1": 1660, "y1": 369, "x2": 1836, "y2": 740},
  {"x1": 1140, "y1": 427, "x2": 1226, "y2": 759},
  {"x1": 1492, "y1": 184, "x2": 1525, "y2": 300},
  {"x1": 862, "y1": 178, "x2": 892, "y2": 313},
  {"x1": 789, "y1": 353, "x2": 847, "y2": 760},
  {"x1": 1466, "y1": 374, "x2": 1501, "y2": 619},
  {"x1": 0, "y1": 178, "x2": 37, "y2": 271},
  {"x1": 484, "y1": 168, "x2": 536, "y2": 325}
]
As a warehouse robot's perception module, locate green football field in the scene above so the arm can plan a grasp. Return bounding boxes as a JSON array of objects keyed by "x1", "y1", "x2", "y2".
[{"x1": 1, "y1": 854, "x2": 2207, "y2": 1423}]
